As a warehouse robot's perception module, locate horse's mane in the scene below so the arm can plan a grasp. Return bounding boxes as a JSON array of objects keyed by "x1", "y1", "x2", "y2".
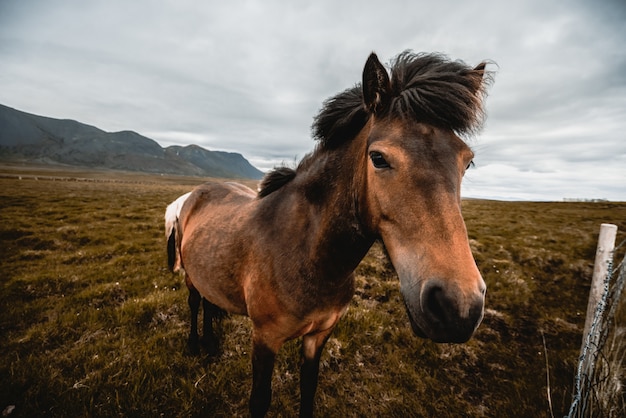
[
  {"x1": 259, "y1": 50, "x2": 491, "y2": 197},
  {"x1": 314, "y1": 51, "x2": 490, "y2": 148},
  {"x1": 258, "y1": 166, "x2": 297, "y2": 198}
]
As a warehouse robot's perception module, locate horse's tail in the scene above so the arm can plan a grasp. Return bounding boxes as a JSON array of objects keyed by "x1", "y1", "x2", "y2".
[
  {"x1": 165, "y1": 192, "x2": 191, "y2": 273},
  {"x1": 166, "y1": 226, "x2": 177, "y2": 272}
]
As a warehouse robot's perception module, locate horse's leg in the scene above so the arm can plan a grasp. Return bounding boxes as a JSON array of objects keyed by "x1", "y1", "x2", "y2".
[
  {"x1": 299, "y1": 328, "x2": 334, "y2": 418},
  {"x1": 249, "y1": 330, "x2": 282, "y2": 418},
  {"x1": 200, "y1": 298, "x2": 221, "y2": 356},
  {"x1": 185, "y1": 275, "x2": 201, "y2": 355}
]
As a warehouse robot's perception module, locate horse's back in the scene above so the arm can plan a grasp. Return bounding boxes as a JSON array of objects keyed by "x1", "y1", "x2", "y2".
[
  {"x1": 183, "y1": 181, "x2": 256, "y2": 213},
  {"x1": 179, "y1": 180, "x2": 257, "y2": 246}
]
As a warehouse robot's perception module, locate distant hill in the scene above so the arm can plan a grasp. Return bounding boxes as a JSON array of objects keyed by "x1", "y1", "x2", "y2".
[{"x1": 0, "y1": 104, "x2": 264, "y2": 179}]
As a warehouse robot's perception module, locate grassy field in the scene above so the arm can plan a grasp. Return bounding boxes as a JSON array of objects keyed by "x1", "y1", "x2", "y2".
[{"x1": 1, "y1": 166, "x2": 624, "y2": 417}]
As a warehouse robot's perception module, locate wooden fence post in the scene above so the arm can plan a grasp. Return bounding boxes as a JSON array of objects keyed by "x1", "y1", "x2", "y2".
[
  {"x1": 568, "y1": 223, "x2": 620, "y2": 417},
  {"x1": 581, "y1": 223, "x2": 617, "y2": 355}
]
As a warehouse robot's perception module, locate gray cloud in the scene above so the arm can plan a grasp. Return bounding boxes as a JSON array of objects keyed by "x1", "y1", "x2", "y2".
[{"x1": 1, "y1": 0, "x2": 624, "y2": 200}]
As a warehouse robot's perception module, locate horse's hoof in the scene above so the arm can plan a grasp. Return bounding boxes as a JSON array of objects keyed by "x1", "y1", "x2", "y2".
[
  {"x1": 200, "y1": 336, "x2": 220, "y2": 357},
  {"x1": 187, "y1": 344, "x2": 200, "y2": 356},
  {"x1": 187, "y1": 336, "x2": 201, "y2": 356}
]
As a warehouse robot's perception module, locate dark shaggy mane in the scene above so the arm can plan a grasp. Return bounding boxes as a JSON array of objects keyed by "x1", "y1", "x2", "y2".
[
  {"x1": 313, "y1": 50, "x2": 492, "y2": 148},
  {"x1": 311, "y1": 86, "x2": 368, "y2": 150},
  {"x1": 258, "y1": 166, "x2": 297, "y2": 197},
  {"x1": 257, "y1": 153, "x2": 319, "y2": 198}
]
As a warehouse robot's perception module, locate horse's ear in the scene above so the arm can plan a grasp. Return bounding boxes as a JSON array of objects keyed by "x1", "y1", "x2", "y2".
[
  {"x1": 362, "y1": 53, "x2": 391, "y2": 114},
  {"x1": 468, "y1": 62, "x2": 489, "y2": 94},
  {"x1": 474, "y1": 62, "x2": 487, "y2": 73}
]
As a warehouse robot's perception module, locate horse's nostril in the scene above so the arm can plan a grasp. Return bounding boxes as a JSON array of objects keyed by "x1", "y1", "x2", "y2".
[{"x1": 425, "y1": 286, "x2": 447, "y2": 325}]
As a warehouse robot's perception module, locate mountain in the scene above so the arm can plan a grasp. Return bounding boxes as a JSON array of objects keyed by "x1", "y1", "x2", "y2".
[{"x1": 0, "y1": 104, "x2": 264, "y2": 179}]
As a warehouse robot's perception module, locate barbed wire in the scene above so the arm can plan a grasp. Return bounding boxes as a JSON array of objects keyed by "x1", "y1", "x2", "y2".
[{"x1": 566, "y1": 238, "x2": 626, "y2": 418}]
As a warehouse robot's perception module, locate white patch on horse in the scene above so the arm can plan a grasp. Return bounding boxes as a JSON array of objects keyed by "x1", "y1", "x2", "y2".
[{"x1": 165, "y1": 192, "x2": 191, "y2": 238}]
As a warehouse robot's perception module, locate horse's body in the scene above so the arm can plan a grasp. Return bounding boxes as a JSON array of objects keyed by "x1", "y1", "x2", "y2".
[{"x1": 166, "y1": 51, "x2": 492, "y2": 417}]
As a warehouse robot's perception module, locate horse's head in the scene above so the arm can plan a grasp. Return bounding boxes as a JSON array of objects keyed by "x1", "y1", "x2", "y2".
[{"x1": 360, "y1": 52, "x2": 489, "y2": 343}]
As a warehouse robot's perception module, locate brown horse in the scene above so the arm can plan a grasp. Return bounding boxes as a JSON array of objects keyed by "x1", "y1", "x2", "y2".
[{"x1": 165, "y1": 50, "x2": 491, "y2": 417}]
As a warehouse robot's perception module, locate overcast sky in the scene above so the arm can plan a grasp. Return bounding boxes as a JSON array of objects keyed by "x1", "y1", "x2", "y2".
[{"x1": 1, "y1": 0, "x2": 625, "y2": 200}]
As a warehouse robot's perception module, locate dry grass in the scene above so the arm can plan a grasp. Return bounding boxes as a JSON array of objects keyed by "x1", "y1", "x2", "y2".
[{"x1": 0, "y1": 167, "x2": 625, "y2": 417}]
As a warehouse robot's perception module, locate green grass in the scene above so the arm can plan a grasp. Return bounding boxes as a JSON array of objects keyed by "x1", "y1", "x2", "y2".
[{"x1": 0, "y1": 169, "x2": 624, "y2": 417}]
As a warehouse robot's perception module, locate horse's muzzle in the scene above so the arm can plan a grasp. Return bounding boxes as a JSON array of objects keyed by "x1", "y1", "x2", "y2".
[{"x1": 403, "y1": 280, "x2": 485, "y2": 343}]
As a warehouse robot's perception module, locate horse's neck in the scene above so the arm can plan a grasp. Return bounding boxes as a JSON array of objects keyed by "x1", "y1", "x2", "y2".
[{"x1": 289, "y1": 137, "x2": 374, "y2": 274}]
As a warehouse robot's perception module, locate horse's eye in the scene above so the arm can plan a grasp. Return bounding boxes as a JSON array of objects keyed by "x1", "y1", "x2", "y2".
[
  {"x1": 369, "y1": 151, "x2": 390, "y2": 169},
  {"x1": 466, "y1": 160, "x2": 475, "y2": 170}
]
